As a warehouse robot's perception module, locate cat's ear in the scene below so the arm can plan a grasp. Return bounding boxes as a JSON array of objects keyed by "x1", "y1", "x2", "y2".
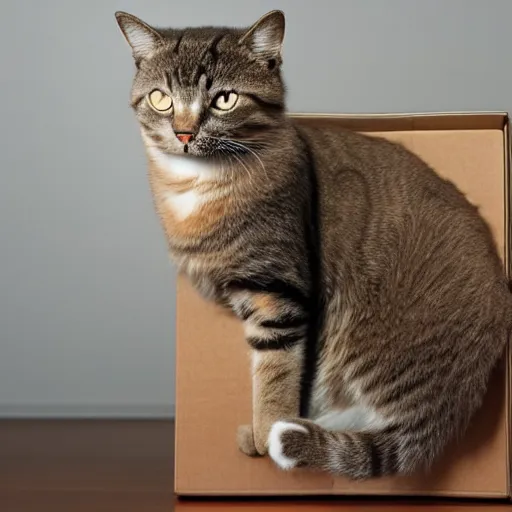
[
  {"x1": 239, "y1": 10, "x2": 285, "y2": 61},
  {"x1": 115, "y1": 11, "x2": 163, "y2": 62}
]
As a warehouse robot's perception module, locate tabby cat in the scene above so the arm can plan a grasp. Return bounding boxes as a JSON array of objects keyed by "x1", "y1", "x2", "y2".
[{"x1": 115, "y1": 10, "x2": 511, "y2": 479}]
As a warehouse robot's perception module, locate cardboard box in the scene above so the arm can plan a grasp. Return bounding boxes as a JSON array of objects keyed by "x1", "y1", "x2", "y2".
[{"x1": 175, "y1": 112, "x2": 511, "y2": 498}]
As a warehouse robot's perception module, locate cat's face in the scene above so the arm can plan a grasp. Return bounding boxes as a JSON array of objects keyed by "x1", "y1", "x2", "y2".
[{"x1": 116, "y1": 11, "x2": 286, "y2": 161}]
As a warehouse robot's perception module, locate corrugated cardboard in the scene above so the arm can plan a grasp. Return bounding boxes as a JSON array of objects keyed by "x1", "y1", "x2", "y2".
[{"x1": 174, "y1": 112, "x2": 511, "y2": 498}]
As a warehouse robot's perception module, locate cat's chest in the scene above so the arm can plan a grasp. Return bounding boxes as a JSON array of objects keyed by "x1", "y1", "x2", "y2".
[
  {"x1": 164, "y1": 189, "x2": 208, "y2": 222},
  {"x1": 148, "y1": 151, "x2": 232, "y2": 237},
  {"x1": 148, "y1": 146, "x2": 216, "y2": 182}
]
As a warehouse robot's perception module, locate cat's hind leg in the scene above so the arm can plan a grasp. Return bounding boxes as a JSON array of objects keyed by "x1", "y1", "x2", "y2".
[
  {"x1": 269, "y1": 406, "x2": 394, "y2": 476},
  {"x1": 268, "y1": 417, "x2": 403, "y2": 479},
  {"x1": 313, "y1": 405, "x2": 390, "y2": 431},
  {"x1": 268, "y1": 401, "x2": 447, "y2": 480}
]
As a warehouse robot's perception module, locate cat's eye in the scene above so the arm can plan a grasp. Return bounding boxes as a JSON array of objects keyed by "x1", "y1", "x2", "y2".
[
  {"x1": 212, "y1": 91, "x2": 239, "y2": 112},
  {"x1": 148, "y1": 90, "x2": 173, "y2": 112}
]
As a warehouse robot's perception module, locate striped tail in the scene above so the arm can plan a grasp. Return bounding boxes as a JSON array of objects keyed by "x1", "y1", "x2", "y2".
[{"x1": 267, "y1": 418, "x2": 440, "y2": 479}]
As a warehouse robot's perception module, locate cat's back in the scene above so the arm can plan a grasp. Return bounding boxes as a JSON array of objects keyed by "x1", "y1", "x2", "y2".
[
  {"x1": 297, "y1": 122, "x2": 494, "y2": 237},
  {"x1": 296, "y1": 122, "x2": 510, "y2": 318},
  {"x1": 298, "y1": 123, "x2": 458, "y2": 198}
]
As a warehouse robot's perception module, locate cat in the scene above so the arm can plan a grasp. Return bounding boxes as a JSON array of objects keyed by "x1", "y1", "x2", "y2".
[{"x1": 115, "y1": 10, "x2": 511, "y2": 479}]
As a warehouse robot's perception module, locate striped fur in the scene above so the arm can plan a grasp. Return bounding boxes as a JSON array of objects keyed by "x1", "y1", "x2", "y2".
[{"x1": 116, "y1": 10, "x2": 512, "y2": 479}]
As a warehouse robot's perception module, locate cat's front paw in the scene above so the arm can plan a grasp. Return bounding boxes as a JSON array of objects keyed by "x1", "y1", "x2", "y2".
[
  {"x1": 237, "y1": 423, "x2": 273, "y2": 457},
  {"x1": 237, "y1": 424, "x2": 261, "y2": 457}
]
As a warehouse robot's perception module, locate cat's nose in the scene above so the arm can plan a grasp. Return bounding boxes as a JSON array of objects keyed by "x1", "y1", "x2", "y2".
[{"x1": 175, "y1": 132, "x2": 194, "y2": 144}]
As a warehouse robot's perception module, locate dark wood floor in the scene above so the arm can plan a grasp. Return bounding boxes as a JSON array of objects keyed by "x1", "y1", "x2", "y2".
[{"x1": 1, "y1": 420, "x2": 510, "y2": 511}]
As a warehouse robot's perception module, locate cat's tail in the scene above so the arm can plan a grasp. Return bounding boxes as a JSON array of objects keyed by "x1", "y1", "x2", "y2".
[{"x1": 267, "y1": 419, "x2": 440, "y2": 479}]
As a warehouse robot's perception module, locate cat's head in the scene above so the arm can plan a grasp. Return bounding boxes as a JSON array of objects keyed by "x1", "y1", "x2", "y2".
[{"x1": 115, "y1": 10, "x2": 286, "y2": 161}]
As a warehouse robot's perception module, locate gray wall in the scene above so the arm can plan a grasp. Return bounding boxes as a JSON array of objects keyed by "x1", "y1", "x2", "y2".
[{"x1": 1, "y1": 0, "x2": 511, "y2": 417}]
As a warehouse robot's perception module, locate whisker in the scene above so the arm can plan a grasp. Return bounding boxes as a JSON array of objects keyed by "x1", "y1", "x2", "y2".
[
  {"x1": 203, "y1": 135, "x2": 269, "y2": 185},
  {"x1": 214, "y1": 141, "x2": 238, "y2": 182},
  {"x1": 218, "y1": 140, "x2": 253, "y2": 187},
  {"x1": 226, "y1": 140, "x2": 269, "y2": 182}
]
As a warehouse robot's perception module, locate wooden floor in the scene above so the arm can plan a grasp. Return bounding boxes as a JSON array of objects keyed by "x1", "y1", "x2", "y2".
[{"x1": 1, "y1": 420, "x2": 510, "y2": 511}]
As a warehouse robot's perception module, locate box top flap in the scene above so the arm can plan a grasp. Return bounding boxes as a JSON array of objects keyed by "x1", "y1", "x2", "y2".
[{"x1": 290, "y1": 111, "x2": 509, "y2": 132}]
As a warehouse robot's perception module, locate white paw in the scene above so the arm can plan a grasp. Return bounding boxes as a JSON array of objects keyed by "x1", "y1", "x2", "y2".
[{"x1": 267, "y1": 421, "x2": 307, "y2": 470}]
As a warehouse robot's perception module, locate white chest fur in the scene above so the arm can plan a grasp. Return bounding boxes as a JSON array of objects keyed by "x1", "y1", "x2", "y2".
[
  {"x1": 165, "y1": 189, "x2": 204, "y2": 221},
  {"x1": 145, "y1": 143, "x2": 219, "y2": 221},
  {"x1": 145, "y1": 142, "x2": 216, "y2": 181}
]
